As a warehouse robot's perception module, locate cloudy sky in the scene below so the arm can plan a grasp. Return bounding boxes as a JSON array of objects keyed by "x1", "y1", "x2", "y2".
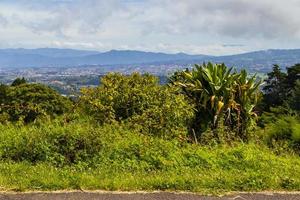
[{"x1": 0, "y1": 0, "x2": 300, "y2": 55}]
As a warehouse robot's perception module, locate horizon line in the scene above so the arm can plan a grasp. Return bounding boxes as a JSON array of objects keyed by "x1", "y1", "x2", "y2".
[{"x1": 0, "y1": 47, "x2": 299, "y2": 57}]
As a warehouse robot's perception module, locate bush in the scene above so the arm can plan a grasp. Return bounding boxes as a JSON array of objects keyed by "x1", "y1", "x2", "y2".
[
  {"x1": 0, "y1": 120, "x2": 186, "y2": 167},
  {"x1": 0, "y1": 120, "x2": 104, "y2": 166},
  {"x1": 79, "y1": 72, "x2": 193, "y2": 138},
  {"x1": 0, "y1": 83, "x2": 73, "y2": 123},
  {"x1": 265, "y1": 115, "x2": 300, "y2": 154},
  {"x1": 1, "y1": 120, "x2": 300, "y2": 192}
]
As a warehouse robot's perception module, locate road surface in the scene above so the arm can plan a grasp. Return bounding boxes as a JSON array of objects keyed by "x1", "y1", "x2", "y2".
[{"x1": 0, "y1": 192, "x2": 300, "y2": 200}]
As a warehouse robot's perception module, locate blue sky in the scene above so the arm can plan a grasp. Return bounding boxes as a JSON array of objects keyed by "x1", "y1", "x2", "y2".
[{"x1": 0, "y1": 0, "x2": 300, "y2": 55}]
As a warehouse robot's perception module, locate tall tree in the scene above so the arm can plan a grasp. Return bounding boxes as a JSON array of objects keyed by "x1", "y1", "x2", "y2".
[
  {"x1": 262, "y1": 64, "x2": 300, "y2": 110},
  {"x1": 262, "y1": 65, "x2": 287, "y2": 108},
  {"x1": 289, "y1": 80, "x2": 300, "y2": 111},
  {"x1": 286, "y1": 64, "x2": 300, "y2": 89},
  {"x1": 11, "y1": 77, "x2": 27, "y2": 86}
]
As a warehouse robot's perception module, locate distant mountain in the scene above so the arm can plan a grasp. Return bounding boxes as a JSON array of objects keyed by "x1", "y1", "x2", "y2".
[
  {"x1": 0, "y1": 48, "x2": 209, "y2": 68},
  {"x1": 0, "y1": 48, "x2": 99, "y2": 57},
  {"x1": 209, "y1": 49, "x2": 300, "y2": 72},
  {"x1": 0, "y1": 48, "x2": 299, "y2": 72},
  {"x1": 81, "y1": 50, "x2": 209, "y2": 65}
]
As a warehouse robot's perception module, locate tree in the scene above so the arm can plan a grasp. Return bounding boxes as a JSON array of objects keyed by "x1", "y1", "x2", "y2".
[
  {"x1": 262, "y1": 64, "x2": 300, "y2": 111},
  {"x1": 289, "y1": 80, "x2": 300, "y2": 111},
  {"x1": 286, "y1": 64, "x2": 300, "y2": 112},
  {"x1": 79, "y1": 72, "x2": 194, "y2": 137},
  {"x1": 0, "y1": 83, "x2": 73, "y2": 123},
  {"x1": 286, "y1": 64, "x2": 300, "y2": 89},
  {"x1": 11, "y1": 77, "x2": 27, "y2": 86},
  {"x1": 0, "y1": 84, "x2": 8, "y2": 104},
  {"x1": 262, "y1": 65, "x2": 287, "y2": 108}
]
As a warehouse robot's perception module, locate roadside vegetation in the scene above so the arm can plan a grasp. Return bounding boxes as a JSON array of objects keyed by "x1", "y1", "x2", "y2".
[{"x1": 0, "y1": 62, "x2": 299, "y2": 193}]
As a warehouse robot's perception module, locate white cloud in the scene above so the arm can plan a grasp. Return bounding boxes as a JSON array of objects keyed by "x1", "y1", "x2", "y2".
[
  {"x1": 139, "y1": 0, "x2": 300, "y2": 39},
  {"x1": 0, "y1": 14, "x2": 8, "y2": 26},
  {"x1": 0, "y1": 0, "x2": 299, "y2": 55},
  {"x1": 7, "y1": 0, "x2": 121, "y2": 37}
]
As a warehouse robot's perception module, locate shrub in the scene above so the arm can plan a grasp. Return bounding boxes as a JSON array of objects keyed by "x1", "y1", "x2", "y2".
[
  {"x1": 1, "y1": 121, "x2": 300, "y2": 192},
  {"x1": 0, "y1": 83, "x2": 73, "y2": 123},
  {"x1": 265, "y1": 115, "x2": 300, "y2": 154},
  {"x1": 0, "y1": 120, "x2": 104, "y2": 165},
  {"x1": 79, "y1": 72, "x2": 193, "y2": 137},
  {"x1": 0, "y1": 120, "x2": 186, "y2": 167}
]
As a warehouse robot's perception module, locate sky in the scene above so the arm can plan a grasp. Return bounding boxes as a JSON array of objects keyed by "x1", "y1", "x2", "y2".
[{"x1": 0, "y1": 0, "x2": 300, "y2": 55}]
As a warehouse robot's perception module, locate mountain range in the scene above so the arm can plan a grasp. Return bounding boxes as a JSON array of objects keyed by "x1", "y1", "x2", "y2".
[{"x1": 0, "y1": 48, "x2": 300, "y2": 72}]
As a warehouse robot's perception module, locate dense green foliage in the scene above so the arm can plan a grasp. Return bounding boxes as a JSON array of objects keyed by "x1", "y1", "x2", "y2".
[
  {"x1": 11, "y1": 77, "x2": 27, "y2": 86},
  {"x1": 170, "y1": 63, "x2": 260, "y2": 139},
  {"x1": 0, "y1": 120, "x2": 300, "y2": 192},
  {"x1": 262, "y1": 64, "x2": 300, "y2": 111},
  {"x1": 79, "y1": 72, "x2": 193, "y2": 137},
  {"x1": 289, "y1": 80, "x2": 300, "y2": 111},
  {"x1": 0, "y1": 81, "x2": 72, "y2": 123},
  {"x1": 265, "y1": 115, "x2": 300, "y2": 153},
  {"x1": 259, "y1": 64, "x2": 300, "y2": 153},
  {"x1": 0, "y1": 62, "x2": 299, "y2": 193}
]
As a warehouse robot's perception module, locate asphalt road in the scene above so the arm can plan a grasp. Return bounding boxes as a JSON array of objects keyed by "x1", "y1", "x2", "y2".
[{"x1": 0, "y1": 192, "x2": 300, "y2": 200}]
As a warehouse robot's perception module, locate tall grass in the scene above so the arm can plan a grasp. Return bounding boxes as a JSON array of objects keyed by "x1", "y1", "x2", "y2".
[{"x1": 0, "y1": 120, "x2": 299, "y2": 193}]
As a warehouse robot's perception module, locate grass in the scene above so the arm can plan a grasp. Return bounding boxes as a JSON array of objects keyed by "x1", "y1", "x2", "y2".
[{"x1": 0, "y1": 120, "x2": 299, "y2": 193}]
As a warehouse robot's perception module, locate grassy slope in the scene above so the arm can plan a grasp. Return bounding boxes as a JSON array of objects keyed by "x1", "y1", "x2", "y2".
[{"x1": 0, "y1": 121, "x2": 299, "y2": 193}]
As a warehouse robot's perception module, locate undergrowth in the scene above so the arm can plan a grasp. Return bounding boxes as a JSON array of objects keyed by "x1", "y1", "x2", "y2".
[{"x1": 0, "y1": 120, "x2": 299, "y2": 193}]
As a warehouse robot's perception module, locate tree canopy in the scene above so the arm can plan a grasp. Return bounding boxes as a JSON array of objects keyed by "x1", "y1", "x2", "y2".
[
  {"x1": 79, "y1": 72, "x2": 193, "y2": 138},
  {"x1": 262, "y1": 63, "x2": 300, "y2": 111},
  {"x1": 0, "y1": 80, "x2": 73, "y2": 123}
]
